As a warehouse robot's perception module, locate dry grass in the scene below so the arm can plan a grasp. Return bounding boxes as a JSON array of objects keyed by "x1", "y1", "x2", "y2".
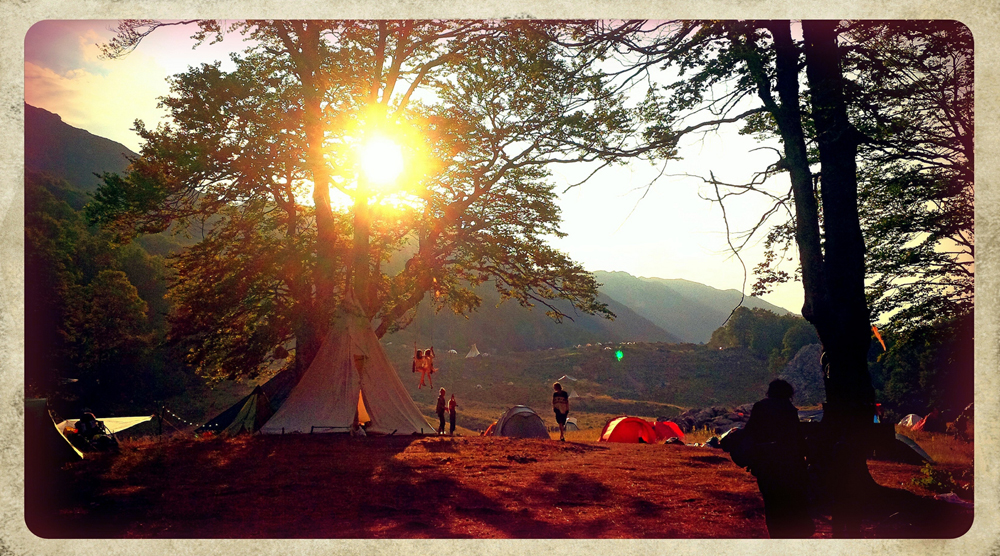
[
  {"x1": 29, "y1": 432, "x2": 973, "y2": 540},
  {"x1": 896, "y1": 427, "x2": 974, "y2": 467}
]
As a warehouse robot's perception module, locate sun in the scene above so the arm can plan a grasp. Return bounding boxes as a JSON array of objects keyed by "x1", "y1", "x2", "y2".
[{"x1": 360, "y1": 136, "x2": 405, "y2": 185}]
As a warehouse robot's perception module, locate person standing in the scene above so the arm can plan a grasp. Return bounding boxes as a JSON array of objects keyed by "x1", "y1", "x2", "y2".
[
  {"x1": 743, "y1": 379, "x2": 815, "y2": 538},
  {"x1": 448, "y1": 394, "x2": 458, "y2": 436},
  {"x1": 552, "y1": 382, "x2": 570, "y2": 441},
  {"x1": 435, "y1": 388, "x2": 447, "y2": 435}
]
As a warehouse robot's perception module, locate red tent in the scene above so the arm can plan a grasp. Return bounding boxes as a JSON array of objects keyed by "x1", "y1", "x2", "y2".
[
  {"x1": 653, "y1": 420, "x2": 684, "y2": 441},
  {"x1": 599, "y1": 416, "x2": 658, "y2": 444}
]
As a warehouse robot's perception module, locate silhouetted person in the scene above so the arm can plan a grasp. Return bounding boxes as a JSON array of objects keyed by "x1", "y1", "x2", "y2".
[
  {"x1": 914, "y1": 407, "x2": 944, "y2": 433},
  {"x1": 435, "y1": 388, "x2": 447, "y2": 435},
  {"x1": 552, "y1": 382, "x2": 569, "y2": 441},
  {"x1": 743, "y1": 379, "x2": 815, "y2": 538},
  {"x1": 448, "y1": 394, "x2": 458, "y2": 435}
]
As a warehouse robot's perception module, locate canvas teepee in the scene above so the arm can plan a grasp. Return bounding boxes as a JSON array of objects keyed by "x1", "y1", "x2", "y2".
[
  {"x1": 466, "y1": 344, "x2": 481, "y2": 358},
  {"x1": 260, "y1": 301, "x2": 432, "y2": 435},
  {"x1": 221, "y1": 386, "x2": 274, "y2": 435}
]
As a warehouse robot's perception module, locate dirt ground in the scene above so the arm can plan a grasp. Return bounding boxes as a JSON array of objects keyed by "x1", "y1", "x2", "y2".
[{"x1": 28, "y1": 434, "x2": 973, "y2": 539}]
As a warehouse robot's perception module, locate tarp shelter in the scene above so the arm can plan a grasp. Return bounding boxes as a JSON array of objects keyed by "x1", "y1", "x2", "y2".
[
  {"x1": 898, "y1": 413, "x2": 922, "y2": 427},
  {"x1": 600, "y1": 416, "x2": 658, "y2": 444},
  {"x1": 486, "y1": 406, "x2": 550, "y2": 439},
  {"x1": 25, "y1": 398, "x2": 83, "y2": 464},
  {"x1": 261, "y1": 300, "x2": 432, "y2": 435},
  {"x1": 56, "y1": 415, "x2": 153, "y2": 436},
  {"x1": 653, "y1": 420, "x2": 684, "y2": 441},
  {"x1": 466, "y1": 344, "x2": 481, "y2": 358}
]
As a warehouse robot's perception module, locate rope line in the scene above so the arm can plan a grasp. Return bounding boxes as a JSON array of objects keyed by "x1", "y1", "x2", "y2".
[{"x1": 162, "y1": 407, "x2": 203, "y2": 428}]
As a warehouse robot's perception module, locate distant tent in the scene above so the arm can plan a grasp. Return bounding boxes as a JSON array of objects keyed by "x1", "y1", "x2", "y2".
[
  {"x1": 564, "y1": 417, "x2": 580, "y2": 432},
  {"x1": 25, "y1": 398, "x2": 83, "y2": 464},
  {"x1": 221, "y1": 386, "x2": 274, "y2": 435},
  {"x1": 898, "y1": 414, "x2": 922, "y2": 427},
  {"x1": 447, "y1": 349, "x2": 458, "y2": 354},
  {"x1": 261, "y1": 299, "x2": 433, "y2": 435},
  {"x1": 568, "y1": 390, "x2": 580, "y2": 398},
  {"x1": 653, "y1": 420, "x2": 684, "y2": 441},
  {"x1": 485, "y1": 406, "x2": 550, "y2": 439},
  {"x1": 466, "y1": 344, "x2": 481, "y2": 358},
  {"x1": 600, "y1": 416, "x2": 658, "y2": 444}
]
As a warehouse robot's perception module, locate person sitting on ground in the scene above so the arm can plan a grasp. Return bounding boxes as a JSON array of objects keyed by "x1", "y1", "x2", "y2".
[
  {"x1": 552, "y1": 382, "x2": 570, "y2": 441},
  {"x1": 915, "y1": 407, "x2": 945, "y2": 433},
  {"x1": 76, "y1": 412, "x2": 102, "y2": 439},
  {"x1": 72, "y1": 411, "x2": 118, "y2": 452},
  {"x1": 742, "y1": 379, "x2": 815, "y2": 538}
]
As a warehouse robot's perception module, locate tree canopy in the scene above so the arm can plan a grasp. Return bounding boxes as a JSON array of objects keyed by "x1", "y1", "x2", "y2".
[{"x1": 90, "y1": 20, "x2": 634, "y2": 380}]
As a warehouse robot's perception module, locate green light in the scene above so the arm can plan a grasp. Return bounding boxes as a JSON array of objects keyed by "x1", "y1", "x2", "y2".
[{"x1": 615, "y1": 349, "x2": 624, "y2": 362}]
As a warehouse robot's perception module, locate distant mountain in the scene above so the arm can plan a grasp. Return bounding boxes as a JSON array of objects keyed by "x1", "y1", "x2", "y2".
[
  {"x1": 24, "y1": 104, "x2": 194, "y2": 257},
  {"x1": 24, "y1": 103, "x2": 136, "y2": 196},
  {"x1": 592, "y1": 271, "x2": 794, "y2": 344},
  {"x1": 385, "y1": 283, "x2": 681, "y2": 354}
]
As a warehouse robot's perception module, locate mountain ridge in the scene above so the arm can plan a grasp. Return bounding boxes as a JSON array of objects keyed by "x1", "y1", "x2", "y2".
[
  {"x1": 24, "y1": 103, "x2": 137, "y2": 195},
  {"x1": 592, "y1": 270, "x2": 793, "y2": 344}
]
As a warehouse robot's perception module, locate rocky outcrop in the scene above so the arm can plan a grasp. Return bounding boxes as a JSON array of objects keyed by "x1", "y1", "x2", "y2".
[{"x1": 778, "y1": 343, "x2": 825, "y2": 406}]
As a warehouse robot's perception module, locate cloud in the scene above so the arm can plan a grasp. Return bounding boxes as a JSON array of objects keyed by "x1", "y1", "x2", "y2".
[{"x1": 25, "y1": 47, "x2": 172, "y2": 151}]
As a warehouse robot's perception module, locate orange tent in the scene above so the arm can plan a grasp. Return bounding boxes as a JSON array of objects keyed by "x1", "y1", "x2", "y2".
[
  {"x1": 653, "y1": 420, "x2": 684, "y2": 441},
  {"x1": 599, "y1": 416, "x2": 658, "y2": 444}
]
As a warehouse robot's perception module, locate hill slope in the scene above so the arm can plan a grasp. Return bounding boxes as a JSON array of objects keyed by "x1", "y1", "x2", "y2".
[
  {"x1": 593, "y1": 271, "x2": 794, "y2": 343},
  {"x1": 384, "y1": 283, "x2": 681, "y2": 355},
  {"x1": 24, "y1": 103, "x2": 137, "y2": 195}
]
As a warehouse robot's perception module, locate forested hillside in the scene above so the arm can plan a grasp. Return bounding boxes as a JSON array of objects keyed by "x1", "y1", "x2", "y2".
[{"x1": 593, "y1": 271, "x2": 792, "y2": 343}]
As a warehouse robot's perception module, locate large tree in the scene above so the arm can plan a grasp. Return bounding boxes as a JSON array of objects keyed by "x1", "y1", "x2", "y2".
[
  {"x1": 91, "y1": 20, "x2": 629, "y2": 380},
  {"x1": 751, "y1": 21, "x2": 974, "y2": 331},
  {"x1": 579, "y1": 19, "x2": 972, "y2": 536}
]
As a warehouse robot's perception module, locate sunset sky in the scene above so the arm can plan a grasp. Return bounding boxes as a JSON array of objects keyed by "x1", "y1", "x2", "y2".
[{"x1": 24, "y1": 19, "x2": 806, "y2": 315}]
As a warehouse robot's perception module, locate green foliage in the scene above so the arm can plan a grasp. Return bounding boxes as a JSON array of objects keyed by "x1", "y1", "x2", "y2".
[
  {"x1": 869, "y1": 312, "x2": 973, "y2": 416},
  {"x1": 911, "y1": 463, "x2": 971, "y2": 498},
  {"x1": 707, "y1": 307, "x2": 816, "y2": 364},
  {"x1": 749, "y1": 22, "x2": 974, "y2": 332},
  {"x1": 25, "y1": 171, "x2": 182, "y2": 414}
]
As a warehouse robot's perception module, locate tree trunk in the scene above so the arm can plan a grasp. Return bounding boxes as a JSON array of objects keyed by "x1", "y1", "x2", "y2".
[
  {"x1": 763, "y1": 22, "x2": 827, "y2": 324},
  {"x1": 352, "y1": 177, "x2": 373, "y2": 316},
  {"x1": 801, "y1": 20, "x2": 878, "y2": 538},
  {"x1": 279, "y1": 22, "x2": 341, "y2": 366}
]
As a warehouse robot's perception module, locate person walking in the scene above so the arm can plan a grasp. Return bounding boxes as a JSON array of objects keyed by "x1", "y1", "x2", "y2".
[
  {"x1": 743, "y1": 379, "x2": 815, "y2": 538},
  {"x1": 552, "y1": 382, "x2": 570, "y2": 441},
  {"x1": 435, "y1": 388, "x2": 447, "y2": 435},
  {"x1": 448, "y1": 394, "x2": 458, "y2": 435}
]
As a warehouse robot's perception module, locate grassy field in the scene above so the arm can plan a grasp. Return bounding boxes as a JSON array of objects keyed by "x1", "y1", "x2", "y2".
[{"x1": 28, "y1": 432, "x2": 973, "y2": 539}]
